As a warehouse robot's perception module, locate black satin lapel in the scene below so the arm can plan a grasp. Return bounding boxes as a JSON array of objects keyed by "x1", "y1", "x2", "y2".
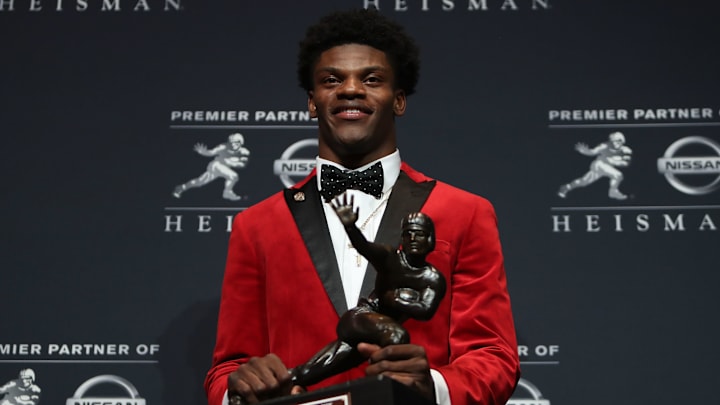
[
  {"x1": 359, "y1": 171, "x2": 437, "y2": 299},
  {"x1": 284, "y1": 181, "x2": 348, "y2": 316}
]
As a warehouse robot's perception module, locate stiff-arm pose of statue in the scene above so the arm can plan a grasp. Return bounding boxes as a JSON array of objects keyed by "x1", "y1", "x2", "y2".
[{"x1": 290, "y1": 193, "x2": 447, "y2": 387}]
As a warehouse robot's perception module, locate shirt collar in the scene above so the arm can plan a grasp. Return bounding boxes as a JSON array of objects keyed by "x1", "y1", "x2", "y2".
[{"x1": 316, "y1": 149, "x2": 401, "y2": 195}]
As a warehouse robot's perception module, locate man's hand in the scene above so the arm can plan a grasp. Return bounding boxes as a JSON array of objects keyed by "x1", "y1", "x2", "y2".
[
  {"x1": 227, "y1": 354, "x2": 300, "y2": 404},
  {"x1": 357, "y1": 343, "x2": 435, "y2": 403}
]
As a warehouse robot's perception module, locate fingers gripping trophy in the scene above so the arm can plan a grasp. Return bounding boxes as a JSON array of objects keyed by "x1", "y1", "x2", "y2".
[{"x1": 289, "y1": 193, "x2": 447, "y2": 387}]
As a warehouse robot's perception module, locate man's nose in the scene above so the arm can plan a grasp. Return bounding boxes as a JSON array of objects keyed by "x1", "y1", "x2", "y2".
[{"x1": 338, "y1": 77, "x2": 365, "y2": 98}]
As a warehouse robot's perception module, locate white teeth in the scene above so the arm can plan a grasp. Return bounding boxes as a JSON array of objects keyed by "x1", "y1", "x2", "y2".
[{"x1": 342, "y1": 108, "x2": 361, "y2": 113}]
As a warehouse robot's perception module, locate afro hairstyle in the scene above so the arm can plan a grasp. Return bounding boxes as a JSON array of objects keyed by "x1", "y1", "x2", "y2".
[{"x1": 297, "y1": 8, "x2": 420, "y2": 96}]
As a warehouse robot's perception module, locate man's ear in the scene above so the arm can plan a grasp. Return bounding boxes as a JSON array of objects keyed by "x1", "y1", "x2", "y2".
[
  {"x1": 307, "y1": 91, "x2": 317, "y2": 118},
  {"x1": 393, "y1": 90, "x2": 407, "y2": 116}
]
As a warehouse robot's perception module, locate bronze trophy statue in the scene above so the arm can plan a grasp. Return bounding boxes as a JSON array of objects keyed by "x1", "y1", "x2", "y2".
[{"x1": 290, "y1": 193, "x2": 447, "y2": 387}]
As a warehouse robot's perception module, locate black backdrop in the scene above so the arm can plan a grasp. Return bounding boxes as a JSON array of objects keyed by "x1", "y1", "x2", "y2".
[{"x1": 2, "y1": 1, "x2": 719, "y2": 404}]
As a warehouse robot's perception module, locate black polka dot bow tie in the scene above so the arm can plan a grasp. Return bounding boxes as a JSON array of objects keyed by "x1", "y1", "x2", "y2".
[{"x1": 320, "y1": 162, "x2": 384, "y2": 202}]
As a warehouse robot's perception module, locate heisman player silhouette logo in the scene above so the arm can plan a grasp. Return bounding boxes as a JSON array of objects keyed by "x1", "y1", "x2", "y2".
[
  {"x1": 173, "y1": 133, "x2": 250, "y2": 201},
  {"x1": 557, "y1": 131, "x2": 633, "y2": 200},
  {"x1": 0, "y1": 369, "x2": 41, "y2": 405}
]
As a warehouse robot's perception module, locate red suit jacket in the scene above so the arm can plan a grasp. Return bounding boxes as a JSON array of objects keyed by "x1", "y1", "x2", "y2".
[{"x1": 205, "y1": 163, "x2": 520, "y2": 405}]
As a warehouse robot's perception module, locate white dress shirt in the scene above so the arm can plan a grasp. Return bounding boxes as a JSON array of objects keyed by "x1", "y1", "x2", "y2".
[{"x1": 317, "y1": 151, "x2": 401, "y2": 309}]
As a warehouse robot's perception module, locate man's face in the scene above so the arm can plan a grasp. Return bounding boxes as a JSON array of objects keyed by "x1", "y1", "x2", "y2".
[
  {"x1": 308, "y1": 44, "x2": 406, "y2": 168},
  {"x1": 402, "y1": 224, "x2": 431, "y2": 256}
]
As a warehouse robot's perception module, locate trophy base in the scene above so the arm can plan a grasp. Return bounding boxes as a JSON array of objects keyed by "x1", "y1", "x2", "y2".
[{"x1": 258, "y1": 375, "x2": 434, "y2": 405}]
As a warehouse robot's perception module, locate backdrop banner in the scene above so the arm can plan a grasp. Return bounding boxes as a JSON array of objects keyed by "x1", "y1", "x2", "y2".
[{"x1": 2, "y1": 1, "x2": 719, "y2": 404}]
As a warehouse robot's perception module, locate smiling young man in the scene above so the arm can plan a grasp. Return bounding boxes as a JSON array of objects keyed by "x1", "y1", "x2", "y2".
[
  {"x1": 309, "y1": 42, "x2": 405, "y2": 168},
  {"x1": 205, "y1": 9, "x2": 520, "y2": 405}
]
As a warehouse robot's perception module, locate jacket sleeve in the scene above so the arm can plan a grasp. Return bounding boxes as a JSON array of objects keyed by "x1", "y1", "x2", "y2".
[
  {"x1": 204, "y1": 212, "x2": 267, "y2": 405},
  {"x1": 437, "y1": 198, "x2": 521, "y2": 405}
]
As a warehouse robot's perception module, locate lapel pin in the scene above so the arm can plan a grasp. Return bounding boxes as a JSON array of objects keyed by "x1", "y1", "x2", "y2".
[{"x1": 293, "y1": 192, "x2": 305, "y2": 202}]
